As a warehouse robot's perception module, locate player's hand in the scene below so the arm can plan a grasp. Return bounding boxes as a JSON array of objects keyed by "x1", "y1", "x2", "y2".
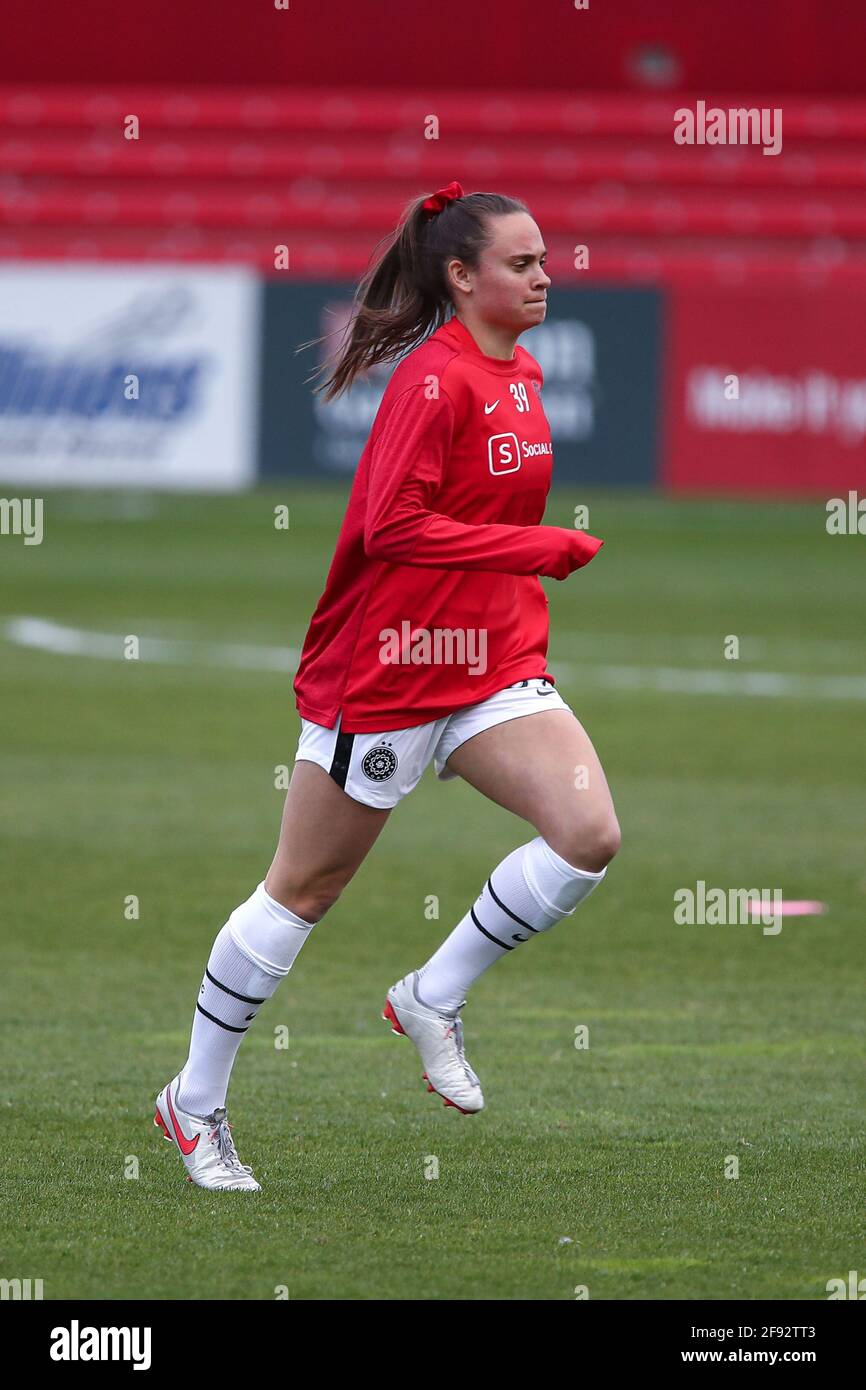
[{"x1": 542, "y1": 530, "x2": 604, "y2": 580}]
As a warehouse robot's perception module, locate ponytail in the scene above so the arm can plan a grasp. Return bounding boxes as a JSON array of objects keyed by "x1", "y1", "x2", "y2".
[{"x1": 297, "y1": 185, "x2": 528, "y2": 401}]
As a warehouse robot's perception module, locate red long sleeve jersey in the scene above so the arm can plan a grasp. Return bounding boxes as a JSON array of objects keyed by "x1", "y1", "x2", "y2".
[{"x1": 293, "y1": 315, "x2": 593, "y2": 733}]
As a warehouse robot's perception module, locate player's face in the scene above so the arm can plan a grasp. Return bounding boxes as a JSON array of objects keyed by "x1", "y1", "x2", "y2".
[{"x1": 453, "y1": 212, "x2": 551, "y2": 333}]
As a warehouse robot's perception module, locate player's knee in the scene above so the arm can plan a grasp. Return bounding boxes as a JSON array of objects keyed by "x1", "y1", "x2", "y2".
[
  {"x1": 265, "y1": 872, "x2": 341, "y2": 922},
  {"x1": 549, "y1": 814, "x2": 621, "y2": 873},
  {"x1": 297, "y1": 891, "x2": 341, "y2": 922},
  {"x1": 583, "y1": 815, "x2": 621, "y2": 871}
]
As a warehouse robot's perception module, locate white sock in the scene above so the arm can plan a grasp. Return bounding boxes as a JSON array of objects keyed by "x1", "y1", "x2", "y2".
[
  {"x1": 415, "y1": 837, "x2": 607, "y2": 1015},
  {"x1": 175, "y1": 882, "x2": 317, "y2": 1116}
]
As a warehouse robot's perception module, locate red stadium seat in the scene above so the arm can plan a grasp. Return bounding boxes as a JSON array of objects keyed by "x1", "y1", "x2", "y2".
[{"x1": 2, "y1": 85, "x2": 866, "y2": 285}]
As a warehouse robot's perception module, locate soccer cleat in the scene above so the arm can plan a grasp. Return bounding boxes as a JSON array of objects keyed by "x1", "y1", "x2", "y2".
[
  {"x1": 382, "y1": 972, "x2": 484, "y2": 1114},
  {"x1": 153, "y1": 1075, "x2": 261, "y2": 1191}
]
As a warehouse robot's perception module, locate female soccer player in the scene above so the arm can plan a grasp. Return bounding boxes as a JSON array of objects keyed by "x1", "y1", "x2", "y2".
[{"x1": 154, "y1": 181, "x2": 621, "y2": 1190}]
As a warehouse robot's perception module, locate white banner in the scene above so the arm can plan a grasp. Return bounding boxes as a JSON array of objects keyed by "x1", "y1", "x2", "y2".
[{"x1": 0, "y1": 264, "x2": 260, "y2": 490}]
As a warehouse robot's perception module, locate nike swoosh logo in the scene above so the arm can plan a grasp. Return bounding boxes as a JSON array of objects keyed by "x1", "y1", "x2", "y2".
[
  {"x1": 484, "y1": 401, "x2": 499, "y2": 414},
  {"x1": 166, "y1": 1087, "x2": 200, "y2": 1155}
]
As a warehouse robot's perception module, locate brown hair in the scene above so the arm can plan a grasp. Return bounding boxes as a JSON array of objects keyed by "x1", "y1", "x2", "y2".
[{"x1": 297, "y1": 188, "x2": 529, "y2": 401}]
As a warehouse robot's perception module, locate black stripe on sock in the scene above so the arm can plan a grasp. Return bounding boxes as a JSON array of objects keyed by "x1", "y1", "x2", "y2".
[
  {"x1": 485, "y1": 875, "x2": 539, "y2": 932},
  {"x1": 205, "y1": 968, "x2": 265, "y2": 1004},
  {"x1": 196, "y1": 1002, "x2": 249, "y2": 1034},
  {"x1": 329, "y1": 728, "x2": 355, "y2": 789},
  {"x1": 470, "y1": 905, "x2": 514, "y2": 950}
]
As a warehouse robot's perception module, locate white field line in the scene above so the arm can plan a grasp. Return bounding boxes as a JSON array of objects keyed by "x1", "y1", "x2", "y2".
[
  {"x1": 3, "y1": 616, "x2": 301, "y2": 671},
  {"x1": 3, "y1": 615, "x2": 866, "y2": 701}
]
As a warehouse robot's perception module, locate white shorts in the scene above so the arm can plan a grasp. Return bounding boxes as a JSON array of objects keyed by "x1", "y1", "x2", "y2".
[{"x1": 294, "y1": 676, "x2": 573, "y2": 809}]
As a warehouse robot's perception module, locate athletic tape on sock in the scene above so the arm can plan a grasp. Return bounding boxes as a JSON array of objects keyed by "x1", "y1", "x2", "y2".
[
  {"x1": 228, "y1": 881, "x2": 318, "y2": 977},
  {"x1": 522, "y1": 836, "x2": 607, "y2": 917}
]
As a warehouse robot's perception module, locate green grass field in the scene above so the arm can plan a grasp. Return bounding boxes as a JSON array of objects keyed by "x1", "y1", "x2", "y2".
[{"x1": 1, "y1": 484, "x2": 864, "y2": 1300}]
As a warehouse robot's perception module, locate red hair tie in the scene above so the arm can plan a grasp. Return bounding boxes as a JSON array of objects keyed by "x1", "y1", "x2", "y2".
[{"x1": 422, "y1": 180, "x2": 464, "y2": 217}]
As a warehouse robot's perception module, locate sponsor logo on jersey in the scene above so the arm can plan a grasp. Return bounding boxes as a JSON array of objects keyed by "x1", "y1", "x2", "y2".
[
  {"x1": 488, "y1": 432, "x2": 521, "y2": 474},
  {"x1": 484, "y1": 400, "x2": 500, "y2": 414},
  {"x1": 521, "y1": 440, "x2": 553, "y2": 457},
  {"x1": 487, "y1": 434, "x2": 552, "y2": 473}
]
